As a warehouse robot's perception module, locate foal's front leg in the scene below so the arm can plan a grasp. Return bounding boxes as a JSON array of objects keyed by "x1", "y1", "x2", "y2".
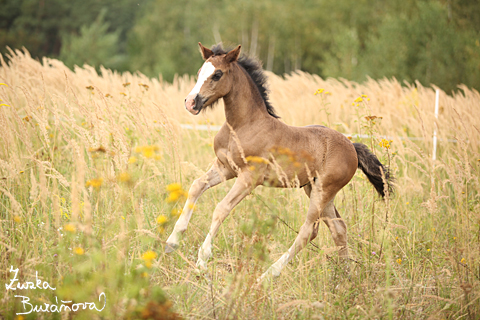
[
  {"x1": 165, "y1": 159, "x2": 234, "y2": 253},
  {"x1": 197, "y1": 172, "x2": 254, "y2": 270}
]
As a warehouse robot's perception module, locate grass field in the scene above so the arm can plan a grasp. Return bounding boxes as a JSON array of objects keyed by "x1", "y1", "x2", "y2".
[{"x1": 1, "y1": 48, "x2": 479, "y2": 319}]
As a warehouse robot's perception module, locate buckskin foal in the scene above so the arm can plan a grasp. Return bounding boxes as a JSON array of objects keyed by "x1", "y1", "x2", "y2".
[{"x1": 165, "y1": 43, "x2": 393, "y2": 279}]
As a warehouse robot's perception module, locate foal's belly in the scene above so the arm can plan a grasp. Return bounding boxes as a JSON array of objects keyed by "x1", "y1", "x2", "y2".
[{"x1": 262, "y1": 165, "x2": 311, "y2": 188}]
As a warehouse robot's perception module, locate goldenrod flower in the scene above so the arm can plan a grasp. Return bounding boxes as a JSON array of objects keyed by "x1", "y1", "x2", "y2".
[
  {"x1": 142, "y1": 250, "x2": 156, "y2": 261},
  {"x1": 166, "y1": 192, "x2": 181, "y2": 203},
  {"x1": 135, "y1": 145, "x2": 160, "y2": 158},
  {"x1": 166, "y1": 183, "x2": 182, "y2": 192},
  {"x1": 64, "y1": 224, "x2": 76, "y2": 233},
  {"x1": 74, "y1": 247, "x2": 84, "y2": 255},
  {"x1": 117, "y1": 172, "x2": 131, "y2": 183},
  {"x1": 379, "y1": 139, "x2": 392, "y2": 149},
  {"x1": 85, "y1": 178, "x2": 103, "y2": 190},
  {"x1": 156, "y1": 215, "x2": 168, "y2": 225},
  {"x1": 245, "y1": 156, "x2": 269, "y2": 164},
  {"x1": 166, "y1": 183, "x2": 186, "y2": 203}
]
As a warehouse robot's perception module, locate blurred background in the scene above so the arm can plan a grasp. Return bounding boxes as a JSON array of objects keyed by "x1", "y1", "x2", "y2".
[{"x1": 1, "y1": 0, "x2": 479, "y2": 92}]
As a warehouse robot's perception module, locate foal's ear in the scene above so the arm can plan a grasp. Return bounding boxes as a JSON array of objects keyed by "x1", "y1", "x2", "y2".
[
  {"x1": 198, "y1": 42, "x2": 214, "y2": 60},
  {"x1": 225, "y1": 45, "x2": 241, "y2": 63}
]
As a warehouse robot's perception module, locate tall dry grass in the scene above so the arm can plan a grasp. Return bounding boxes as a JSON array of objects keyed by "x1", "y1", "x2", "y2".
[{"x1": 1, "y1": 48, "x2": 479, "y2": 319}]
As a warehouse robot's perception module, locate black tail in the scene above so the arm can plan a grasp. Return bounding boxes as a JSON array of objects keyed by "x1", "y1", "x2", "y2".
[{"x1": 353, "y1": 143, "x2": 394, "y2": 198}]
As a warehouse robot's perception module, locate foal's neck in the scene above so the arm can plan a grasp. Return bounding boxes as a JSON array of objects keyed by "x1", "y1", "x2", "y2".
[{"x1": 223, "y1": 64, "x2": 270, "y2": 129}]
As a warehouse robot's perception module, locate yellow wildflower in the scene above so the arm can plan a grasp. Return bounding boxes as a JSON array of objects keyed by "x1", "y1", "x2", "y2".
[
  {"x1": 379, "y1": 139, "x2": 392, "y2": 149},
  {"x1": 139, "y1": 83, "x2": 149, "y2": 90},
  {"x1": 314, "y1": 88, "x2": 324, "y2": 95},
  {"x1": 142, "y1": 250, "x2": 156, "y2": 261},
  {"x1": 135, "y1": 145, "x2": 160, "y2": 158},
  {"x1": 245, "y1": 156, "x2": 269, "y2": 164},
  {"x1": 64, "y1": 224, "x2": 76, "y2": 233},
  {"x1": 396, "y1": 258, "x2": 402, "y2": 264},
  {"x1": 74, "y1": 247, "x2": 84, "y2": 255},
  {"x1": 166, "y1": 183, "x2": 182, "y2": 192},
  {"x1": 354, "y1": 97, "x2": 363, "y2": 102},
  {"x1": 166, "y1": 183, "x2": 186, "y2": 203},
  {"x1": 85, "y1": 178, "x2": 103, "y2": 190},
  {"x1": 117, "y1": 172, "x2": 131, "y2": 183},
  {"x1": 166, "y1": 192, "x2": 181, "y2": 203},
  {"x1": 13, "y1": 215, "x2": 22, "y2": 223},
  {"x1": 156, "y1": 215, "x2": 168, "y2": 225},
  {"x1": 460, "y1": 258, "x2": 466, "y2": 264},
  {"x1": 128, "y1": 157, "x2": 137, "y2": 164}
]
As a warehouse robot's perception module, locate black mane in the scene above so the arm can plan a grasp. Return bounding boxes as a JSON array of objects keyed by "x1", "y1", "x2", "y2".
[{"x1": 211, "y1": 44, "x2": 280, "y2": 119}]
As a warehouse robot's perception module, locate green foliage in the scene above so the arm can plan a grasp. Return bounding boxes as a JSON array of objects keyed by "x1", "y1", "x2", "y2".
[
  {"x1": 1, "y1": 0, "x2": 480, "y2": 92},
  {"x1": 59, "y1": 11, "x2": 126, "y2": 71}
]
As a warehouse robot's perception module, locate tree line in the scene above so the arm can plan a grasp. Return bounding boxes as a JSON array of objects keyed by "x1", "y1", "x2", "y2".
[{"x1": 1, "y1": 0, "x2": 479, "y2": 92}]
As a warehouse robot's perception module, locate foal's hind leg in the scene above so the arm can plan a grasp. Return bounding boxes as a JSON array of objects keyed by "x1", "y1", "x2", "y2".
[
  {"x1": 322, "y1": 199, "x2": 348, "y2": 258},
  {"x1": 261, "y1": 180, "x2": 337, "y2": 279},
  {"x1": 165, "y1": 159, "x2": 234, "y2": 253}
]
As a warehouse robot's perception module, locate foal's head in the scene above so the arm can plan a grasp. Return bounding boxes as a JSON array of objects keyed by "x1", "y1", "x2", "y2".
[{"x1": 185, "y1": 42, "x2": 241, "y2": 115}]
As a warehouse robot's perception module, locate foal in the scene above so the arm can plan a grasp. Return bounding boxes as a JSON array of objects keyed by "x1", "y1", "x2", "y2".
[{"x1": 165, "y1": 43, "x2": 393, "y2": 279}]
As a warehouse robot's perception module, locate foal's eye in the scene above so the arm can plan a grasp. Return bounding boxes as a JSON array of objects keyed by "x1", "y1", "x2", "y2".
[{"x1": 212, "y1": 70, "x2": 223, "y2": 81}]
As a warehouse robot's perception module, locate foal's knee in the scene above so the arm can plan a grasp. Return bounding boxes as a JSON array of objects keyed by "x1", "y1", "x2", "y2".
[{"x1": 189, "y1": 177, "x2": 207, "y2": 198}]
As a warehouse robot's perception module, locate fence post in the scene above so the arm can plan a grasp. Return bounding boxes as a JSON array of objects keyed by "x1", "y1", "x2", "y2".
[{"x1": 432, "y1": 89, "x2": 440, "y2": 161}]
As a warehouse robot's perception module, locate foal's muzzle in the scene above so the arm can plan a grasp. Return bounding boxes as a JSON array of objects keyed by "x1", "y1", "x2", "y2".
[{"x1": 185, "y1": 94, "x2": 205, "y2": 115}]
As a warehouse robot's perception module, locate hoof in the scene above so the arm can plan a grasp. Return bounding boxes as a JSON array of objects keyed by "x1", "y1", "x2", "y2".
[
  {"x1": 259, "y1": 268, "x2": 281, "y2": 282},
  {"x1": 196, "y1": 258, "x2": 208, "y2": 271},
  {"x1": 165, "y1": 242, "x2": 178, "y2": 254}
]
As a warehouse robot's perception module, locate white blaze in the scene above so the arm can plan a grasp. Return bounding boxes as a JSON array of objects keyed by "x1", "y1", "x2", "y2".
[{"x1": 189, "y1": 62, "x2": 215, "y2": 96}]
